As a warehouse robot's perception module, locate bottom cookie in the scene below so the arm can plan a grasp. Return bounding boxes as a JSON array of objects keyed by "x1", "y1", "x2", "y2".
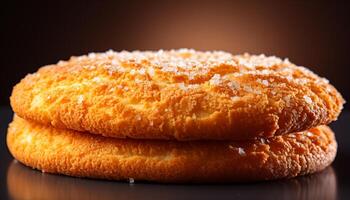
[{"x1": 7, "y1": 116, "x2": 337, "y2": 183}]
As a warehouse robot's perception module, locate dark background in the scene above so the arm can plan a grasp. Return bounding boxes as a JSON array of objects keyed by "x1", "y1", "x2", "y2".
[
  {"x1": 1, "y1": 0, "x2": 349, "y2": 109},
  {"x1": 1, "y1": 2, "x2": 350, "y2": 199}
]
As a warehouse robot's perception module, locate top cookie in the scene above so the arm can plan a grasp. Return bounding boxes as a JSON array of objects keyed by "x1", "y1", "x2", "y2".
[{"x1": 10, "y1": 49, "x2": 344, "y2": 140}]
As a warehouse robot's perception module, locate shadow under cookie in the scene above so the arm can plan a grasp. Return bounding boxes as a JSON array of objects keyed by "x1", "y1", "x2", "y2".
[{"x1": 7, "y1": 161, "x2": 337, "y2": 200}]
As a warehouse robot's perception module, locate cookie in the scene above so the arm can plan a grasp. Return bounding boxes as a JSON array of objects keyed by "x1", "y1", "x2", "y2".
[
  {"x1": 10, "y1": 49, "x2": 344, "y2": 140},
  {"x1": 7, "y1": 116, "x2": 337, "y2": 183}
]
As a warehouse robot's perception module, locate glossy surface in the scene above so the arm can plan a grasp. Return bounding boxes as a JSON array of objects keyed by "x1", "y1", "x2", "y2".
[{"x1": 1, "y1": 107, "x2": 349, "y2": 200}]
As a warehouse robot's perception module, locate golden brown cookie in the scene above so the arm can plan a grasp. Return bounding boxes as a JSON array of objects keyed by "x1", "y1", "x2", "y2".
[
  {"x1": 7, "y1": 116, "x2": 337, "y2": 183},
  {"x1": 10, "y1": 49, "x2": 344, "y2": 140}
]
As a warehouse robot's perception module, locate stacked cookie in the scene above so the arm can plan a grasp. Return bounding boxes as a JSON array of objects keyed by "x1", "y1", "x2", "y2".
[{"x1": 7, "y1": 49, "x2": 344, "y2": 182}]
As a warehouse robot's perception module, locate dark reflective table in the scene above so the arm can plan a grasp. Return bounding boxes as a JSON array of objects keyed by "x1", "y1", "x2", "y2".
[{"x1": 1, "y1": 106, "x2": 349, "y2": 200}]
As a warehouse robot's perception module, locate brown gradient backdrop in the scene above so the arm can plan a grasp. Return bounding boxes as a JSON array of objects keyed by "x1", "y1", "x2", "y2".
[{"x1": 1, "y1": 1, "x2": 349, "y2": 109}]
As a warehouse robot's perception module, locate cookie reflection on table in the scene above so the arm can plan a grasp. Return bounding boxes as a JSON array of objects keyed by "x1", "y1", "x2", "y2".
[{"x1": 7, "y1": 160, "x2": 337, "y2": 200}]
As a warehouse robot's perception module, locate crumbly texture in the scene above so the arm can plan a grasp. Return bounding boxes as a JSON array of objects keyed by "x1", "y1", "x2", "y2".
[
  {"x1": 7, "y1": 116, "x2": 337, "y2": 183},
  {"x1": 10, "y1": 49, "x2": 344, "y2": 140}
]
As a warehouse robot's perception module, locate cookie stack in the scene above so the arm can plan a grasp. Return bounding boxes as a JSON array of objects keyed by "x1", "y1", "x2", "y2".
[{"x1": 7, "y1": 49, "x2": 344, "y2": 182}]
